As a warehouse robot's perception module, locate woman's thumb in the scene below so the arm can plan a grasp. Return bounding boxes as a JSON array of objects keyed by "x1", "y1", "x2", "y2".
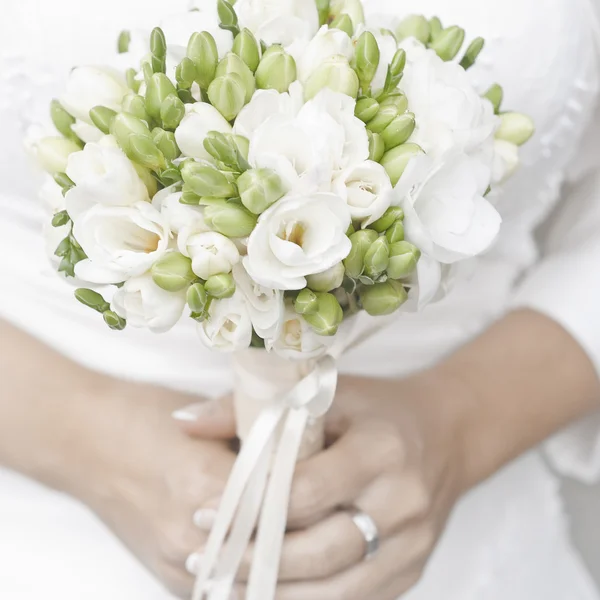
[{"x1": 172, "y1": 395, "x2": 237, "y2": 440}]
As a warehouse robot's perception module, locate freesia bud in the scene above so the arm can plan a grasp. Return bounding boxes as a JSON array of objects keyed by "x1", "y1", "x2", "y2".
[
  {"x1": 50, "y1": 99, "x2": 76, "y2": 139},
  {"x1": 387, "y1": 241, "x2": 420, "y2": 279},
  {"x1": 396, "y1": 15, "x2": 431, "y2": 43},
  {"x1": 187, "y1": 282, "x2": 209, "y2": 314},
  {"x1": 176, "y1": 58, "x2": 197, "y2": 90},
  {"x1": 232, "y1": 135, "x2": 250, "y2": 161},
  {"x1": 146, "y1": 73, "x2": 177, "y2": 122},
  {"x1": 151, "y1": 252, "x2": 195, "y2": 292},
  {"x1": 181, "y1": 162, "x2": 236, "y2": 198},
  {"x1": 390, "y1": 49, "x2": 407, "y2": 77},
  {"x1": 216, "y1": 53, "x2": 256, "y2": 103},
  {"x1": 330, "y1": 0, "x2": 365, "y2": 28},
  {"x1": 303, "y1": 293, "x2": 344, "y2": 336},
  {"x1": 483, "y1": 84, "x2": 503, "y2": 114},
  {"x1": 355, "y1": 31, "x2": 380, "y2": 92},
  {"x1": 122, "y1": 93, "x2": 150, "y2": 122},
  {"x1": 381, "y1": 113, "x2": 416, "y2": 149},
  {"x1": 460, "y1": 37, "x2": 485, "y2": 70},
  {"x1": 367, "y1": 104, "x2": 398, "y2": 134},
  {"x1": 430, "y1": 26, "x2": 465, "y2": 61},
  {"x1": 344, "y1": 229, "x2": 379, "y2": 279},
  {"x1": 360, "y1": 280, "x2": 408, "y2": 315},
  {"x1": 256, "y1": 46, "x2": 297, "y2": 93},
  {"x1": 205, "y1": 273, "x2": 236, "y2": 299},
  {"x1": 237, "y1": 168, "x2": 286, "y2": 214},
  {"x1": 370, "y1": 206, "x2": 404, "y2": 233},
  {"x1": 151, "y1": 27, "x2": 167, "y2": 60},
  {"x1": 204, "y1": 131, "x2": 237, "y2": 166},
  {"x1": 208, "y1": 74, "x2": 247, "y2": 121},
  {"x1": 233, "y1": 28, "x2": 261, "y2": 73},
  {"x1": 495, "y1": 112, "x2": 535, "y2": 146},
  {"x1": 305, "y1": 55, "x2": 359, "y2": 100},
  {"x1": 75, "y1": 288, "x2": 110, "y2": 313},
  {"x1": 89, "y1": 106, "x2": 117, "y2": 135},
  {"x1": 152, "y1": 128, "x2": 180, "y2": 162},
  {"x1": 160, "y1": 94, "x2": 186, "y2": 130},
  {"x1": 381, "y1": 142, "x2": 424, "y2": 185},
  {"x1": 103, "y1": 310, "x2": 127, "y2": 330},
  {"x1": 385, "y1": 220, "x2": 405, "y2": 243},
  {"x1": 379, "y1": 92, "x2": 408, "y2": 114},
  {"x1": 118, "y1": 30, "x2": 131, "y2": 54},
  {"x1": 128, "y1": 135, "x2": 166, "y2": 171},
  {"x1": 203, "y1": 199, "x2": 257, "y2": 237},
  {"x1": 355, "y1": 97, "x2": 379, "y2": 123},
  {"x1": 217, "y1": 0, "x2": 239, "y2": 34},
  {"x1": 306, "y1": 262, "x2": 345, "y2": 293},
  {"x1": 294, "y1": 289, "x2": 319, "y2": 315},
  {"x1": 368, "y1": 131, "x2": 385, "y2": 162},
  {"x1": 330, "y1": 13, "x2": 354, "y2": 36},
  {"x1": 187, "y1": 31, "x2": 219, "y2": 89},
  {"x1": 33, "y1": 137, "x2": 81, "y2": 173},
  {"x1": 429, "y1": 17, "x2": 443, "y2": 40},
  {"x1": 111, "y1": 112, "x2": 153, "y2": 155},
  {"x1": 364, "y1": 236, "x2": 390, "y2": 279}
]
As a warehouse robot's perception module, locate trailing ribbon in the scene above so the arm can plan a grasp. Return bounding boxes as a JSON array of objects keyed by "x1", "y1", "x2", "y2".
[{"x1": 192, "y1": 355, "x2": 338, "y2": 600}]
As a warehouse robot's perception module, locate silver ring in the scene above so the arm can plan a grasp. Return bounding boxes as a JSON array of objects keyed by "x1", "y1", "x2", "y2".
[{"x1": 349, "y1": 508, "x2": 380, "y2": 560}]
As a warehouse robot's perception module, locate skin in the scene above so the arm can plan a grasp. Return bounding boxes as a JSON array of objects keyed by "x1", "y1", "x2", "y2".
[{"x1": 1, "y1": 309, "x2": 599, "y2": 599}]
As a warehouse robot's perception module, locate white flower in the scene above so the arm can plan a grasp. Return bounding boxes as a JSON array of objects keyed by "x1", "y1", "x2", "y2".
[
  {"x1": 112, "y1": 273, "x2": 186, "y2": 333},
  {"x1": 65, "y1": 139, "x2": 149, "y2": 220},
  {"x1": 235, "y1": 0, "x2": 319, "y2": 60},
  {"x1": 60, "y1": 66, "x2": 129, "y2": 124},
  {"x1": 28, "y1": 137, "x2": 81, "y2": 174},
  {"x1": 179, "y1": 231, "x2": 240, "y2": 280},
  {"x1": 152, "y1": 186, "x2": 208, "y2": 235},
  {"x1": 333, "y1": 160, "x2": 394, "y2": 227},
  {"x1": 197, "y1": 291, "x2": 253, "y2": 352},
  {"x1": 491, "y1": 139, "x2": 520, "y2": 184},
  {"x1": 267, "y1": 303, "x2": 333, "y2": 359},
  {"x1": 73, "y1": 202, "x2": 170, "y2": 284},
  {"x1": 297, "y1": 26, "x2": 355, "y2": 83},
  {"x1": 175, "y1": 103, "x2": 233, "y2": 161},
  {"x1": 71, "y1": 121, "x2": 105, "y2": 144},
  {"x1": 399, "y1": 47, "x2": 498, "y2": 160},
  {"x1": 245, "y1": 191, "x2": 352, "y2": 290},
  {"x1": 233, "y1": 263, "x2": 284, "y2": 340},
  {"x1": 40, "y1": 177, "x2": 66, "y2": 214},
  {"x1": 397, "y1": 151, "x2": 500, "y2": 264}
]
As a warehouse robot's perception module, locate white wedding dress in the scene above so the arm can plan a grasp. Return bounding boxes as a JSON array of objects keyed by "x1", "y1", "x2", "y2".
[{"x1": 2, "y1": 0, "x2": 600, "y2": 598}]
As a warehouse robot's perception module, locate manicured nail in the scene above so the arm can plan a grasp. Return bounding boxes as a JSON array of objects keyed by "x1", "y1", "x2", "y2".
[
  {"x1": 185, "y1": 552, "x2": 202, "y2": 575},
  {"x1": 193, "y1": 508, "x2": 217, "y2": 531},
  {"x1": 172, "y1": 400, "x2": 220, "y2": 422}
]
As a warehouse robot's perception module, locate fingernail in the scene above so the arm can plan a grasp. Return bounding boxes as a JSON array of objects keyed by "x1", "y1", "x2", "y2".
[
  {"x1": 185, "y1": 552, "x2": 202, "y2": 575},
  {"x1": 172, "y1": 400, "x2": 220, "y2": 422},
  {"x1": 193, "y1": 508, "x2": 217, "y2": 531}
]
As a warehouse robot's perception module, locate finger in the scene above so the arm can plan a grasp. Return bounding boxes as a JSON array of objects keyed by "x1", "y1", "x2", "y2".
[{"x1": 172, "y1": 396, "x2": 237, "y2": 440}]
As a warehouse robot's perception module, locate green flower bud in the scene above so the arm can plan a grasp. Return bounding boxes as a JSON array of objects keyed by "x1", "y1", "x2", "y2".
[
  {"x1": 295, "y1": 289, "x2": 319, "y2": 315},
  {"x1": 355, "y1": 31, "x2": 380, "y2": 92},
  {"x1": 256, "y1": 46, "x2": 297, "y2": 93},
  {"x1": 125, "y1": 68, "x2": 140, "y2": 93},
  {"x1": 371, "y1": 206, "x2": 405, "y2": 233},
  {"x1": 379, "y1": 92, "x2": 408, "y2": 114},
  {"x1": 330, "y1": 13, "x2": 354, "y2": 37},
  {"x1": 316, "y1": 0, "x2": 331, "y2": 25},
  {"x1": 205, "y1": 273, "x2": 236, "y2": 299},
  {"x1": 385, "y1": 219, "x2": 405, "y2": 244},
  {"x1": 430, "y1": 26, "x2": 465, "y2": 61},
  {"x1": 151, "y1": 252, "x2": 195, "y2": 292},
  {"x1": 187, "y1": 31, "x2": 219, "y2": 89},
  {"x1": 181, "y1": 162, "x2": 236, "y2": 198},
  {"x1": 34, "y1": 137, "x2": 81, "y2": 174},
  {"x1": 305, "y1": 56, "x2": 359, "y2": 100},
  {"x1": 460, "y1": 37, "x2": 485, "y2": 70},
  {"x1": 152, "y1": 128, "x2": 180, "y2": 162},
  {"x1": 367, "y1": 104, "x2": 398, "y2": 134},
  {"x1": 306, "y1": 263, "x2": 345, "y2": 293},
  {"x1": 390, "y1": 49, "x2": 407, "y2": 78},
  {"x1": 216, "y1": 52, "x2": 256, "y2": 102},
  {"x1": 233, "y1": 28, "x2": 261, "y2": 73},
  {"x1": 344, "y1": 229, "x2": 379, "y2": 279},
  {"x1": 187, "y1": 282, "x2": 209, "y2": 314},
  {"x1": 89, "y1": 106, "x2": 117, "y2": 135},
  {"x1": 387, "y1": 241, "x2": 420, "y2": 279},
  {"x1": 208, "y1": 74, "x2": 247, "y2": 121},
  {"x1": 50, "y1": 99, "x2": 76, "y2": 139},
  {"x1": 128, "y1": 135, "x2": 166, "y2": 171},
  {"x1": 203, "y1": 199, "x2": 257, "y2": 237},
  {"x1": 75, "y1": 288, "x2": 110, "y2": 313},
  {"x1": 180, "y1": 186, "x2": 202, "y2": 205},
  {"x1": 117, "y1": 30, "x2": 131, "y2": 54},
  {"x1": 237, "y1": 168, "x2": 286, "y2": 214},
  {"x1": 495, "y1": 112, "x2": 535, "y2": 146},
  {"x1": 150, "y1": 27, "x2": 167, "y2": 60},
  {"x1": 360, "y1": 280, "x2": 408, "y2": 315},
  {"x1": 160, "y1": 94, "x2": 186, "y2": 130},
  {"x1": 54, "y1": 172, "x2": 75, "y2": 194},
  {"x1": 204, "y1": 131, "x2": 237, "y2": 166},
  {"x1": 429, "y1": 17, "x2": 443, "y2": 40},
  {"x1": 133, "y1": 163, "x2": 158, "y2": 197},
  {"x1": 355, "y1": 97, "x2": 379, "y2": 123},
  {"x1": 364, "y1": 236, "x2": 390, "y2": 279},
  {"x1": 146, "y1": 73, "x2": 177, "y2": 122},
  {"x1": 122, "y1": 93, "x2": 150, "y2": 122},
  {"x1": 303, "y1": 293, "x2": 344, "y2": 336},
  {"x1": 103, "y1": 310, "x2": 127, "y2": 331},
  {"x1": 330, "y1": 0, "x2": 365, "y2": 28},
  {"x1": 232, "y1": 135, "x2": 250, "y2": 161},
  {"x1": 217, "y1": 0, "x2": 239, "y2": 34},
  {"x1": 395, "y1": 15, "x2": 431, "y2": 43},
  {"x1": 381, "y1": 143, "x2": 424, "y2": 185},
  {"x1": 52, "y1": 210, "x2": 70, "y2": 227},
  {"x1": 367, "y1": 131, "x2": 385, "y2": 162},
  {"x1": 176, "y1": 58, "x2": 197, "y2": 90},
  {"x1": 483, "y1": 84, "x2": 503, "y2": 114},
  {"x1": 381, "y1": 112, "x2": 416, "y2": 150}
]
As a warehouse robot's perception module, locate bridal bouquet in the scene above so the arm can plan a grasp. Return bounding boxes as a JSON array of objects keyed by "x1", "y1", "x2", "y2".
[{"x1": 29, "y1": 0, "x2": 533, "y2": 597}]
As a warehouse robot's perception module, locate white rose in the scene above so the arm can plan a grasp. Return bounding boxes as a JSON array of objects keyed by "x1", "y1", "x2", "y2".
[
  {"x1": 73, "y1": 202, "x2": 170, "y2": 284},
  {"x1": 179, "y1": 231, "x2": 240, "y2": 280},
  {"x1": 245, "y1": 191, "x2": 352, "y2": 290},
  {"x1": 399, "y1": 47, "x2": 498, "y2": 160},
  {"x1": 112, "y1": 273, "x2": 186, "y2": 333},
  {"x1": 297, "y1": 26, "x2": 355, "y2": 83},
  {"x1": 233, "y1": 263, "x2": 284, "y2": 340},
  {"x1": 197, "y1": 291, "x2": 253, "y2": 352},
  {"x1": 152, "y1": 186, "x2": 208, "y2": 235},
  {"x1": 60, "y1": 66, "x2": 129, "y2": 124},
  {"x1": 333, "y1": 160, "x2": 394, "y2": 227},
  {"x1": 175, "y1": 103, "x2": 233, "y2": 161},
  {"x1": 398, "y1": 151, "x2": 500, "y2": 264},
  {"x1": 266, "y1": 304, "x2": 333, "y2": 360},
  {"x1": 65, "y1": 140, "x2": 149, "y2": 220}
]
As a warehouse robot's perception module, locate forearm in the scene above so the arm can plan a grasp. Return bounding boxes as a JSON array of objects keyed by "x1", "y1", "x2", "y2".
[{"x1": 431, "y1": 309, "x2": 600, "y2": 490}]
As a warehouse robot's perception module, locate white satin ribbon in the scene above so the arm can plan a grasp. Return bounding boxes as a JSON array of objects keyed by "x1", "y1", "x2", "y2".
[{"x1": 192, "y1": 355, "x2": 338, "y2": 600}]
